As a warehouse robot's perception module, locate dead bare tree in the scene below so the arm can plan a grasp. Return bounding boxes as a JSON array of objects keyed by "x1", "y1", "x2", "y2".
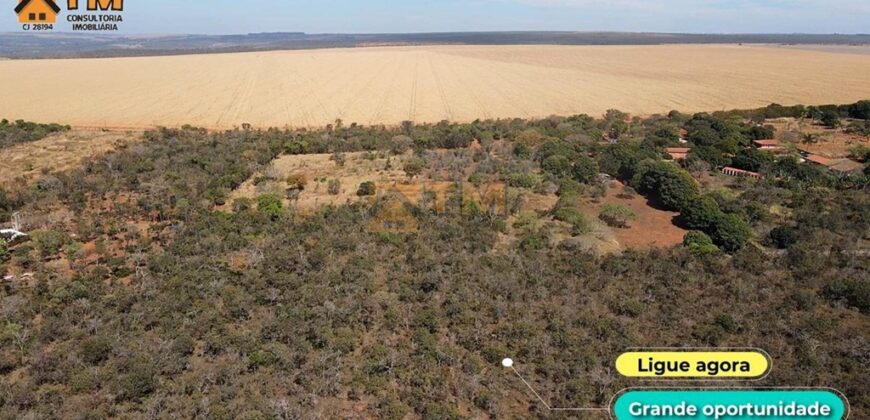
[
  {"x1": 11, "y1": 211, "x2": 23, "y2": 231},
  {"x1": 1, "y1": 212, "x2": 27, "y2": 242}
]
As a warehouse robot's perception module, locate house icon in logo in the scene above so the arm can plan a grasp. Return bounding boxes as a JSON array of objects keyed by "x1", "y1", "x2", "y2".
[{"x1": 15, "y1": 0, "x2": 60, "y2": 24}]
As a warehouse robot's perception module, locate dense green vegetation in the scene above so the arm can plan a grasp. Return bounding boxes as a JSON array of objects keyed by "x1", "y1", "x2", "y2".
[
  {"x1": 0, "y1": 119, "x2": 70, "y2": 149},
  {"x1": 0, "y1": 102, "x2": 867, "y2": 418}
]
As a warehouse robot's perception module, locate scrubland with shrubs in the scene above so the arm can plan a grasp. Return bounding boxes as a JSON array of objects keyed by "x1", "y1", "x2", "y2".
[{"x1": 0, "y1": 102, "x2": 868, "y2": 418}]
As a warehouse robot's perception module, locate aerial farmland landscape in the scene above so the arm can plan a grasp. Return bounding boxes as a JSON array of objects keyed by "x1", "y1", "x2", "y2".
[
  {"x1": 0, "y1": 1, "x2": 868, "y2": 419},
  {"x1": 2, "y1": 44, "x2": 870, "y2": 128}
]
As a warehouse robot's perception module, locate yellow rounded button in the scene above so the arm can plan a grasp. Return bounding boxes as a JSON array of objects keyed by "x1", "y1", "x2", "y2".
[{"x1": 615, "y1": 350, "x2": 770, "y2": 379}]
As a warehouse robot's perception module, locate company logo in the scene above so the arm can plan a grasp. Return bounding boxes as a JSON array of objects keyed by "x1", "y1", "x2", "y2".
[
  {"x1": 15, "y1": 0, "x2": 125, "y2": 31},
  {"x1": 15, "y1": 0, "x2": 60, "y2": 24},
  {"x1": 67, "y1": 0, "x2": 123, "y2": 11}
]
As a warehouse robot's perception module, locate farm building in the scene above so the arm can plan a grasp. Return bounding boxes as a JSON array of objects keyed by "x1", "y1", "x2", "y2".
[
  {"x1": 666, "y1": 147, "x2": 691, "y2": 161},
  {"x1": 805, "y1": 154, "x2": 834, "y2": 166},
  {"x1": 721, "y1": 166, "x2": 763, "y2": 179},
  {"x1": 753, "y1": 139, "x2": 785, "y2": 153},
  {"x1": 828, "y1": 159, "x2": 864, "y2": 175}
]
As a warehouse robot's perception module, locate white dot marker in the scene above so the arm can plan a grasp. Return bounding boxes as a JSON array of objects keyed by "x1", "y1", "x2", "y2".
[{"x1": 502, "y1": 358, "x2": 514, "y2": 368}]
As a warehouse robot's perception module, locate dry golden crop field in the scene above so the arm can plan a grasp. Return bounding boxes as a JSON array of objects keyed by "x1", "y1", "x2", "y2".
[{"x1": 1, "y1": 44, "x2": 869, "y2": 129}]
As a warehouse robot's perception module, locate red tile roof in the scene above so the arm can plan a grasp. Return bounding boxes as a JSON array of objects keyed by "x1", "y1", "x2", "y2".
[
  {"x1": 754, "y1": 139, "x2": 779, "y2": 146},
  {"x1": 805, "y1": 154, "x2": 834, "y2": 166}
]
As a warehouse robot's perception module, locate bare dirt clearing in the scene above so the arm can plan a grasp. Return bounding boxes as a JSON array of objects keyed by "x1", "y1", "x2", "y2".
[
  {"x1": 0, "y1": 129, "x2": 141, "y2": 187},
  {"x1": 579, "y1": 181, "x2": 686, "y2": 250},
  {"x1": 768, "y1": 118, "x2": 869, "y2": 158},
  {"x1": 222, "y1": 151, "x2": 513, "y2": 215},
  {"x1": 225, "y1": 151, "x2": 686, "y2": 252},
  {"x1": 1, "y1": 45, "x2": 869, "y2": 129}
]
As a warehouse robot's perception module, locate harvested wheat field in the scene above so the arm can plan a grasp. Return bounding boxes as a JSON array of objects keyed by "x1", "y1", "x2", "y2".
[{"x1": 1, "y1": 44, "x2": 870, "y2": 129}]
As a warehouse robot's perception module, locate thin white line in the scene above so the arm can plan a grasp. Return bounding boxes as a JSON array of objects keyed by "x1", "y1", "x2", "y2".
[{"x1": 510, "y1": 366, "x2": 609, "y2": 412}]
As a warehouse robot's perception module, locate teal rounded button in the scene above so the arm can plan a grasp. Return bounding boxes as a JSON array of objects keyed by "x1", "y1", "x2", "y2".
[{"x1": 612, "y1": 389, "x2": 847, "y2": 420}]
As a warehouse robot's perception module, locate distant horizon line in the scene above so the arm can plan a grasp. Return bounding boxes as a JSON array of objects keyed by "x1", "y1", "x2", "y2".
[{"x1": 3, "y1": 30, "x2": 870, "y2": 37}]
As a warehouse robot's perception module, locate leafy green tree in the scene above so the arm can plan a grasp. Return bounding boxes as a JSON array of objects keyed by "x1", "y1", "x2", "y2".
[
  {"x1": 658, "y1": 173, "x2": 700, "y2": 211},
  {"x1": 256, "y1": 194, "x2": 283, "y2": 218},
  {"x1": 824, "y1": 277, "x2": 869, "y2": 314},
  {"x1": 80, "y1": 336, "x2": 113, "y2": 365},
  {"x1": 541, "y1": 155, "x2": 572, "y2": 178},
  {"x1": 768, "y1": 226, "x2": 798, "y2": 249},
  {"x1": 512, "y1": 143, "x2": 531, "y2": 159},
  {"x1": 746, "y1": 125, "x2": 776, "y2": 140},
  {"x1": 760, "y1": 103, "x2": 805, "y2": 119},
  {"x1": 537, "y1": 140, "x2": 580, "y2": 162},
  {"x1": 715, "y1": 137, "x2": 741, "y2": 155},
  {"x1": 572, "y1": 155, "x2": 600, "y2": 184},
  {"x1": 731, "y1": 148, "x2": 774, "y2": 172},
  {"x1": 598, "y1": 143, "x2": 656, "y2": 180},
  {"x1": 557, "y1": 179, "x2": 584, "y2": 198},
  {"x1": 633, "y1": 160, "x2": 699, "y2": 211},
  {"x1": 690, "y1": 146, "x2": 729, "y2": 168},
  {"x1": 283, "y1": 138, "x2": 309, "y2": 154},
  {"x1": 685, "y1": 113, "x2": 751, "y2": 150},
  {"x1": 403, "y1": 157, "x2": 426, "y2": 179},
  {"x1": 847, "y1": 100, "x2": 870, "y2": 120},
  {"x1": 643, "y1": 121, "x2": 681, "y2": 148},
  {"x1": 608, "y1": 120, "x2": 628, "y2": 139},
  {"x1": 604, "y1": 109, "x2": 629, "y2": 139},
  {"x1": 678, "y1": 196, "x2": 721, "y2": 230},
  {"x1": 554, "y1": 206, "x2": 592, "y2": 235},
  {"x1": 820, "y1": 109, "x2": 840, "y2": 128},
  {"x1": 709, "y1": 213, "x2": 752, "y2": 251},
  {"x1": 688, "y1": 125, "x2": 720, "y2": 146},
  {"x1": 598, "y1": 204, "x2": 637, "y2": 228},
  {"x1": 683, "y1": 231, "x2": 719, "y2": 254},
  {"x1": 515, "y1": 128, "x2": 546, "y2": 147},
  {"x1": 0, "y1": 119, "x2": 69, "y2": 149},
  {"x1": 118, "y1": 359, "x2": 156, "y2": 402},
  {"x1": 506, "y1": 171, "x2": 538, "y2": 188}
]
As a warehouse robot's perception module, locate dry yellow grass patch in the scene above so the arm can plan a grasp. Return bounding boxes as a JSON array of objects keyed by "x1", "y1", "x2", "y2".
[
  {"x1": 1, "y1": 45, "x2": 869, "y2": 129},
  {"x1": 0, "y1": 128, "x2": 141, "y2": 187},
  {"x1": 222, "y1": 151, "x2": 513, "y2": 216},
  {"x1": 223, "y1": 151, "x2": 409, "y2": 212},
  {"x1": 769, "y1": 118, "x2": 869, "y2": 158}
]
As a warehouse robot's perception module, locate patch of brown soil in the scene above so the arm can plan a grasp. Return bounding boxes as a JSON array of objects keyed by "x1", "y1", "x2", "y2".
[{"x1": 579, "y1": 181, "x2": 687, "y2": 250}]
